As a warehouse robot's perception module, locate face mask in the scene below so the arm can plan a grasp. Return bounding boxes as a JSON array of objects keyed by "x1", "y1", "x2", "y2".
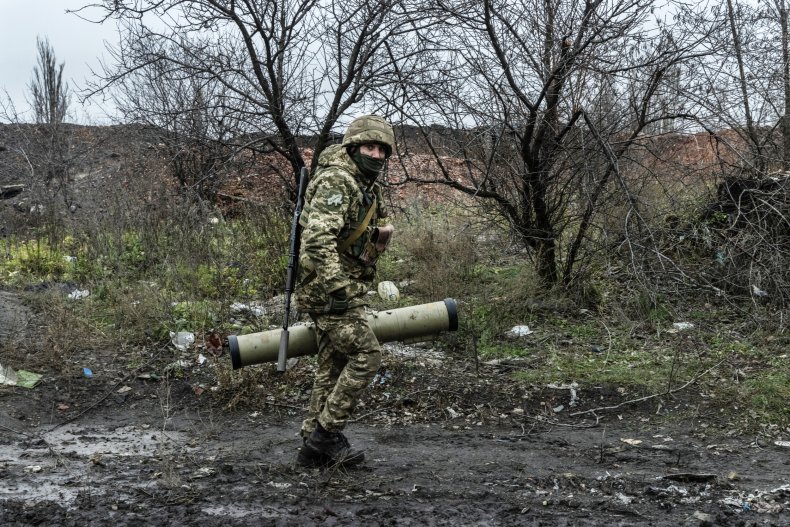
[{"x1": 350, "y1": 149, "x2": 387, "y2": 182}]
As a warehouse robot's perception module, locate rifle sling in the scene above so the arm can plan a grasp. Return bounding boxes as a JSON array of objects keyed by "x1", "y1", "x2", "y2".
[
  {"x1": 337, "y1": 197, "x2": 376, "y2": 254},
  {"x1": 298, "y1": 198, "x2": 377, "y2": 288}
]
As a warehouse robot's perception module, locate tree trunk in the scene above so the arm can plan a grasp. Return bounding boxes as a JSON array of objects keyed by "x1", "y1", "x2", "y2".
[{"x1": 779, "y1": 1, "x2": 790, "y2": 171}]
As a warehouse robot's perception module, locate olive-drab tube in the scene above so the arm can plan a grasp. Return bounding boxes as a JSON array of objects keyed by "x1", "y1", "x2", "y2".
[{"x1": 229, "y1": 298, "x2": 458, "y2": 370}]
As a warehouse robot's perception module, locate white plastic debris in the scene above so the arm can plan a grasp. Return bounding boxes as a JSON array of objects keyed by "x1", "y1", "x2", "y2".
[
  {"x1": 775, "y1": 440, "x2": 790, "y2": 448},
  {"x1": 170, "y1": 331, "x2": 195, "y2": 351},
  {"x1": 0, "y1": 363, "x2": 42, "y2": 388},
  {"x1": 506, "y1": 325, "x2": 533, "y2": 337},
  {"x1": 547, "y1": 382, "x2": 579, "y2": 406},
  {"x1": 377, "y1": 281, "x2": 400, "y2": 302},
  {"x1": 751, "y1": 285, "x2": 769, "y2": 298},
  {"x1": 67, "y1": 289, "x2": 90, "y2": 300},
  {"x1": 0, "y1": 363, "x2": 18, "y2": 386},
  {"x1": 230, "y1": 302, "x2": 265, "y2": 317},
  {"x1": 671, "y1": 322, "x2": 694, "y2": 331},
  {"x1": 616, "y1": 492, "x2": 633, "y2": 505},
  {"x1": 192, "y1": 467, "x2": 216, "y2": 478},
  {"x1": 621, "y1": 438, "x2": 643, "y2": 446}
]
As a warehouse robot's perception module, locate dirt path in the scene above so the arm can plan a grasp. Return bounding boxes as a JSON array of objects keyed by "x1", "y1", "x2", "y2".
[
  {"x1": 0, "y1": 290, "x2": 788, "y2": 526},
  {"x1": 1, "y1": 376, "x2": 788, "y2": 526}
]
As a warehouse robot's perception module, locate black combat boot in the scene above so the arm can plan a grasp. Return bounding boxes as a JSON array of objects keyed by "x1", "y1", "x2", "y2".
[{"x1": 301, "y1": 423, "x2": 365, "y2": 467}]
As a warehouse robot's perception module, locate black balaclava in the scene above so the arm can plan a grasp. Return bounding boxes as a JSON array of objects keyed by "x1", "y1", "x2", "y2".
[{"x1": 349, "y1": 147, "x2": 387, "y2": 184}]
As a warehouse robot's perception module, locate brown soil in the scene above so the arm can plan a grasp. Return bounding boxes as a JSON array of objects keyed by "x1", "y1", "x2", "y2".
[{"x1": 1, "y1": 290, "x2": 788, "y2": 526}]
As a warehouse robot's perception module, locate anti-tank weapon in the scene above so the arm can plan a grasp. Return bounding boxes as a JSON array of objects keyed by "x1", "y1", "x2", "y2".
[{"x1": 229, "y1": 298, "x2": 458, "y2": 369}]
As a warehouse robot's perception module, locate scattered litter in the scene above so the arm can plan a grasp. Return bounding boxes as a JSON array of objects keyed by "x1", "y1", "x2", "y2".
[
  {"x1": 751, "y1": 285, "x2": 769, "y2": 298},
  {"x1": 721, "y1": 497, "x2": 742, "y2": 508},
  {"x1": 772, "y1": 484, "x2": 790, "y2": 495},
  {"x1": 170, "y1": 331, "x2": 195, "y2": 351},
  {"x1": 671, "y1": 322, "x2": 694, "y2": 332},
  {"x1": 372, "y1": 370, "x2": 393, "y2": 385},
  {"x1": 547, "y1": 382, "x2": 579, "y2": 406},
  {"x1": 0, "y1": 363, "x2": 18, "y2": 386},
  {"x1": 775, "y1": 440, "x2": 790, "y2": 448},
  {"x1": 198, "y1": 354, "x2": 207, "y2": 365},
  {"x1": 552, "y1": 405, "x2": 564, "y2": 413},
  {"x1": 615, "y1": 492, "x2": 632, "y2": 505},
  {"x1": 506, "y1": 325, "x2": 533, "y2": 337},
  {"x1": 377, "y1": 281, "x2": 400, "y2": 302},
  {"x1": 192, "y1": 467, "x2": 216, "y2": 479},
  {"x1": 117, "y1": 386, "x2": 132, "y2": 394},
  {"x1": 621, "y1": 438, "x2": 643, "y2": 446},
  {"x1": 230, "y1": 302, "x2": 265, "y2": 317},
  {"x1": 63, "y1": 255, "x2": 76, "y2": 263},
  {"x1": 590, "y1": 345, "x2": 603, "y2": 353},
  {"x1": 267, "y1": 481, "x2": 292, "y2": 489},
  {"x1": 83, "y1": 367, "x2": 93, "y2": 378},
  {"x1": 24, "y1": 465, "x2": 43, "y2": 474},
  {"x1": 0, "y1": 365, "x2": 41, "y2": 388},
  {"x1": 67, "y1": 289, "x2": 90, "y2": 300},
  {"x1": 165, "y1": 360, "x2": 191, "y2": 373},
  {"x1": 446, "y1": 407, "x2": 460, "y2": 419}
]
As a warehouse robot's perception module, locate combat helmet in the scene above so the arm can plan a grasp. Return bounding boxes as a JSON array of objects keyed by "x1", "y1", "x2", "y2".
[{"x1": 342, "y1": 115, "x2": 395, "y2": 158}]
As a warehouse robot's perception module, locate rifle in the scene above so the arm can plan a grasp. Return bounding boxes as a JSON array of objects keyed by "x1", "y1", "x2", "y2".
[{"x1": 277, "y1": 166, "x2": 310, "y2": 372}]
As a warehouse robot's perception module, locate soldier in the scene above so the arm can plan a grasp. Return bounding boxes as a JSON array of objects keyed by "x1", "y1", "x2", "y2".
[{"x1": 295, "y1": 115, "x2": 395, "y2": 467}]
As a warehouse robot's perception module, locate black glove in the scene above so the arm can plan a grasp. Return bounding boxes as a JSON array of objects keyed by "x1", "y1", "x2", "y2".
[{"x1": 326, "y1": 288, "x2": 349, "y2": 314}]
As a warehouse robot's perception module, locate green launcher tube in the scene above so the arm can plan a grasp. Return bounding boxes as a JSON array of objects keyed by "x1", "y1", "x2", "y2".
[{"x1": 228, "y1": 298, "x2": 458, "y2": 370}]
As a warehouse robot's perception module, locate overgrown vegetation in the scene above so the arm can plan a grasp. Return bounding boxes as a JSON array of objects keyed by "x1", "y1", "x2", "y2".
[{"x1": 1, "y1": 192, "x2": 787, "y2": 431}]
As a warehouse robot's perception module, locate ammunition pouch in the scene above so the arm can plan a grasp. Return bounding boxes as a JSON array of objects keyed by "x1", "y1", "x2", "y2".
[{"x1": 325, "y1": 289, "x2": 349, "y2": 314}]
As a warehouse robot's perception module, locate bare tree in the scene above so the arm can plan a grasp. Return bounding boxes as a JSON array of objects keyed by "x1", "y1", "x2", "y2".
[
  {"x1": 384, "y1": 0, "x2": 713, "y2": 288},
  {"x1": 26, "y1": 36, "x2": 73, "y2": 190},
  {"x1": 80, "y1": 0, "x2": 428, "y2": 195},
  {"x1": 769, "y1": 0, "x2": 790, "y2": 170},
  {"x1": 29, "y1": 36, "x2": 70, "y2": 126}
]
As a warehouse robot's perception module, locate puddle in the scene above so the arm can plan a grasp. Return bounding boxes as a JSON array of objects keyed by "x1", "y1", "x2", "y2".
[
  {"x1": 0, "y1": 424, "x2": 188, "y2": 505},
  {"x1": 42, "y1": 424, "x2": 187, "y2": 457}
]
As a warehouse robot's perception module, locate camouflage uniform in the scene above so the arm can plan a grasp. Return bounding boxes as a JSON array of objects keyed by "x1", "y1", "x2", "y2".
[{"x1": 296, "y1": 116, "x2": 393, "y2": 440}]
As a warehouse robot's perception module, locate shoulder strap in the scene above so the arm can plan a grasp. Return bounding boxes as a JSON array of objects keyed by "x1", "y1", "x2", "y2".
[{"x1": 338, "y1": 198, "x2": 377, "y2": 253}]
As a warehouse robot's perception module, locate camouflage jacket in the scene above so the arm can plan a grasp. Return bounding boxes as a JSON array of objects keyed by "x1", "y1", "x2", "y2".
[{"x1": 295, "y1": 144, "x2": 386, "y2": 312}]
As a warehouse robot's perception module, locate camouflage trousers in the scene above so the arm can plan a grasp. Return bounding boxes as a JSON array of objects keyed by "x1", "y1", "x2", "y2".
[{"x1": 300, "y1": 306, "x2": 381, "y2": 437}]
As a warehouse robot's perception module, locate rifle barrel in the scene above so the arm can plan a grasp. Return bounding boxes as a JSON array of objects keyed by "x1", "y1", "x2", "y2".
[{"x1": 277, "y1": 167, "x2": 310, "y2": 372}]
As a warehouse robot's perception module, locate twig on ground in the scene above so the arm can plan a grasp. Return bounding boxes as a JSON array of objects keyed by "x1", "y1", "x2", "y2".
[
  {"x1": 569, "y1": 358, "x2": 726, "y2": 417},
  {"x1": 0, "y1": 423, "x2": 34, "y2": 437},
  {"x1": 523, "y1": 414, "x2": 599, "y2": 428}
]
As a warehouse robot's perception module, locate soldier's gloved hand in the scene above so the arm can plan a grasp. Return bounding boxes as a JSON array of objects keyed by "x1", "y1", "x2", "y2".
[{"x1": 326, "y1": 288, "x2": 349, "y2": 314}]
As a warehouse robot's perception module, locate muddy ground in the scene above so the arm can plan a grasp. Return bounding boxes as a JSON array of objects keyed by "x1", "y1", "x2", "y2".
[{"x1": 0, "y1": 289, "x2": 788, "y2": 526}]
